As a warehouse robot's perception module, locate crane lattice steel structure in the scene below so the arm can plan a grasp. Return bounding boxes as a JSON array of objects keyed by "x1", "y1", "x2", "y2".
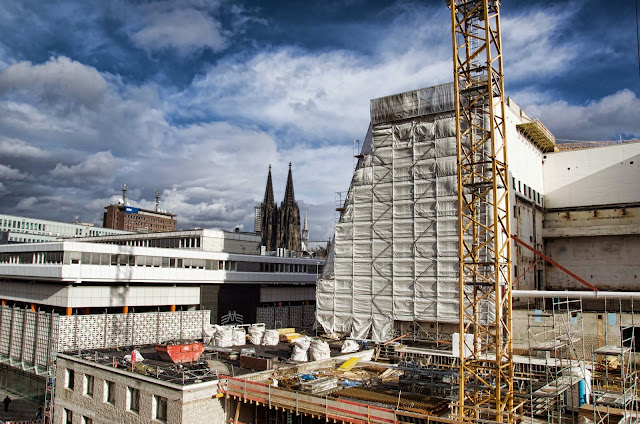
[{"x1": 449, "y1": 1, "x2": 516, "y2": 422}]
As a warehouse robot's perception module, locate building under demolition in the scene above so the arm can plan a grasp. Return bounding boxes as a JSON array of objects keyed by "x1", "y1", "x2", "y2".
[{"x1": 317, "y1": 83, "x2": 640, "y2": 342}]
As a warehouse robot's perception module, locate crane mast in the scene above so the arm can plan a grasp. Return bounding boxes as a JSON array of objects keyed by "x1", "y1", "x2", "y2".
[{"x1": 449, "y1": 1, "x2": 515, "y2": 422}]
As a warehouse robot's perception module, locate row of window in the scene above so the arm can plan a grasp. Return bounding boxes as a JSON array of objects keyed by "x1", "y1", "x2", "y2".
[
  {"x1": 1, "y1": 219, "x2": 46, "y2": 231},
  {"x1": 513, "y1": 177, "x2": 543, "y2": 205},
  {"x1": 0, "y1": 251, "x2": 319, "y2": 274},
  {"x1": 1, "y1": 219, "x2": 116, "y2": 237},
  {"x1": 65, "y1": 369, "x2": 167, "y2": 422},
  {"x1": 5, "y1": 236, "x2": 49, "y2": 243},
  {"x1": 94, "y1": 236, "x2": 201, "y2": 249}
]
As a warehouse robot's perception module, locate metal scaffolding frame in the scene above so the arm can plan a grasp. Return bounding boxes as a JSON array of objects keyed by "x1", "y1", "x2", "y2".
[
  {"x1": 526, "y1": 297, "x2": 586, "y2": 423},
  {"x1": 449, "y1": 0, "x2": 514, "y2": 421},
  {"x1": 591, "y1": 299, "x2": 639, "y2": 424}
]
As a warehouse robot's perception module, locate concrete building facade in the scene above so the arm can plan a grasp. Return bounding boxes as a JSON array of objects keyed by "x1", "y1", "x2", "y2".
[
  {"x1": 54, "y1": 353, "x2": 224, "y2": 424},
  {"x1": 0, "y1": 213, "x2": 130, "y2": 244}
]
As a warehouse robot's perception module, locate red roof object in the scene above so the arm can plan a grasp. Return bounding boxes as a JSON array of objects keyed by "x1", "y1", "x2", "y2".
[{"x1": 155, "y1": 342, "x2": 205, "y2": 363}]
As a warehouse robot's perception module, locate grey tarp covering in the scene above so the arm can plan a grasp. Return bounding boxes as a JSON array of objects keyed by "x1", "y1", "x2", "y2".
[{"x1": 317, "y1": 83, "x2": 498, "y2": 341}]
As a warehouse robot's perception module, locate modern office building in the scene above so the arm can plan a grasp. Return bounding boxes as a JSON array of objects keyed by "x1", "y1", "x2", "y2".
[{"x1": 0, "y1": 213, "x2": 131, "y2": 244}]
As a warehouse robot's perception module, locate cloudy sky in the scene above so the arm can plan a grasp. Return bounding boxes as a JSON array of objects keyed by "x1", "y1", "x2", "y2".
[{"x1": 0, "y1": 0, "x2": 638, "y2": 240}]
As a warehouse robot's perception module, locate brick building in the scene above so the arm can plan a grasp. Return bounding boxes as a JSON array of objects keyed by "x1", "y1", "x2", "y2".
[{"x1": 103, "y1": 205, "x2": 176, "y2": 233}]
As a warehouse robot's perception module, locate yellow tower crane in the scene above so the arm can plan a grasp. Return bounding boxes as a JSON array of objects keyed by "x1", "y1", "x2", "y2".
[{"x1": 448, "y1": 1, "x2": 516, "y2": 422}]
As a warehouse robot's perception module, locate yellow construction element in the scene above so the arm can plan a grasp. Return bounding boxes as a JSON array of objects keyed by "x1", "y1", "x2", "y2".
[
  {"x1": 449, "y1": 0, "x2": 517, "y2": 422},
  {"x1": 337, "y1": 357, "x2": 360, "y2": 371},
  {"x1": 277, "y1": 328, "x2": 296, "y2": 335},
  {"x1": 282, "y1": 333, "x2": 302, "y2": 343},
  {"x1": 517, "y1": 119, "x2": 558, "y2": 152}
]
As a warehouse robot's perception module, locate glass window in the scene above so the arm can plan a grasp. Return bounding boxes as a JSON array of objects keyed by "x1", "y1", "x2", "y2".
[
  {"x1": 154, "y1": 395, "x2": 167, "y2": 422},
  {"x1": 84, "y1": 374, "x2": 94, "y2": 397},
  {"x1": 127, "y1": 387, "x2": 140, "y2": 413},
  {"x1": 64, "y1": 409, "x2": 72, "y2": 424},
  {"x1": 66, "y1": 369, "x2": 75, "y2": 390},
  {"x1": 104, "y1": 380, "x2": 115, "y2": 404}
]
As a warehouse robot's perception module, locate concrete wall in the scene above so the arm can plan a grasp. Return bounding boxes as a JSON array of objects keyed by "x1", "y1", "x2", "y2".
[
  {"x1": 513, "y1": 198, "x2": 544, "y2": 292},
  {"x1": 543, "y1": 142, "x2": 640, "y2": 209},
  {"x1": 505, "y1": 99, "x2": 545, "y2": 197},
  {"x1": 54, "y1": 355, "x2": 225, "y2": 424},
  {"x1": 544, "y1": 234, "x2": 640, "y2": 291}
]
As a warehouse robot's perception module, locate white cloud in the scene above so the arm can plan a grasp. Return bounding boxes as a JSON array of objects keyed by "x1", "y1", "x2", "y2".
[
  {"x1": 502, "y1": 7, "x2": 577, "y2": 81},
  {"x1": 131, "y1": 7, "x2": 226, "y2": 55},
  {"x1": 0, "y1": 57, "x2": 107, "y2": 108},
  {"x1": 524, "y1": 89, "x2": 640, "y2": 141},
  {"x1": 16, "y1": 196, "x2": 37, "y2": 210},
  {"x1": 178, "y1": 46, "x2": 451, "y2": 140},
  {"x1": 0, "y1": 164, "x2": 27, "y2": 180},
  {"x1": 0, "y1": 137, "x2": 49, "y2": 159},
  {"x1": 51, "y1": 151, "x2": 121, "y2": 184}
]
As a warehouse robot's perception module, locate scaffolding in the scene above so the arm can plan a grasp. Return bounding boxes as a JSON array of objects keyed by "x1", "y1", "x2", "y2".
[
  {"x1": 526, "y1": 297, "x2": 586, "y2": 423},
  {"x1": 591, "y1": 300, "x2": 639, "y2": 424},
  {"x1": 317, "y1": 83, "x2": 460, "y2": 342}
]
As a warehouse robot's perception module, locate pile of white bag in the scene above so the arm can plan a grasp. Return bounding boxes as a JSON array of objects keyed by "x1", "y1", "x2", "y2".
[
  {"x1": 262, "y1": 329, "x2": 279, "y2": 346},
  {"x1": 232, "y1": 327, "x2": 246, "y2": 346},
  {"x1": 248, "y1": 325, "x2": 265, "y2": 345},
  {"x1": 309, "y1": 339, "x2": 331, "y2": 361},
  {"x1": 202, "y1": 324, "x2": 216, "y2": 345},
  {"x1": 291, "y1": 336, "x2": 311, "y2": 362},
  {"x1": 213, "y1": 325, "x2": 233, "y2": 347}
]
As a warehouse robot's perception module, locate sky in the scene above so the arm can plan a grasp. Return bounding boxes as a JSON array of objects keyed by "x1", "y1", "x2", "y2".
[{"x1": 0, "y1": 0, "x2": 638, "y2": 241}]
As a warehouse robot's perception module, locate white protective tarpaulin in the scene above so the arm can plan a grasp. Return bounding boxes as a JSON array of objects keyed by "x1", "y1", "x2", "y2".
[{"x1": 317, "y1": 83, "x2": 495, "y2": 341}]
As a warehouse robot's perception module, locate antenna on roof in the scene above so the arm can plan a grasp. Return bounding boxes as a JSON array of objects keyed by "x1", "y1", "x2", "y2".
[
  {"x1": 121, "y1": 184, "x2": 127, "y2": 205},
  {"x1": 155, "y1": 189, "x2": 160, "y2": 212}
]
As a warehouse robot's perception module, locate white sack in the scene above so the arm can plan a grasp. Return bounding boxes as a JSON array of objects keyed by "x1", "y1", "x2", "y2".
[
  {"x1": 309, "y1": 340, "x2": 331, "y2": 361},
  {"x1": 232, "y1": 328, "x2": 246, "y2": 346},
  {"x1": 341, "y1": 340, "x2": 360, "y2": 354},
  {"x1": 262, "y1": 329, "x2": 279, "y2": 346}
]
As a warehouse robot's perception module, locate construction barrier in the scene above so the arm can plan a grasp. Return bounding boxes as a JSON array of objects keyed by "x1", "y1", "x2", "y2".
[{"x1": 223, "y1": 377, "x2": 458, "y2": 424}]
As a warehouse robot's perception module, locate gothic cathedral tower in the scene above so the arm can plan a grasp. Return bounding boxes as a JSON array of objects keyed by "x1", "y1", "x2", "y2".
[{"x1": 257, "y1": 164, "x2": 302, "y2": 252}]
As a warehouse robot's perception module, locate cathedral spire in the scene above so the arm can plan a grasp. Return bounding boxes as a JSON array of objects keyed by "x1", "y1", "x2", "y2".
[
  {"x1": 283, "y1": 162, "x2": 295, "y2": 204},
  {"x1": 263, "y1": 165, "x2": 275, "y2": 205}
]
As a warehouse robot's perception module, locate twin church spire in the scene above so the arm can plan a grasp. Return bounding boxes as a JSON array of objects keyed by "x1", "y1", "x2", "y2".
[{"x1": 258, "y1": 164, "x2": 301, "y2": 252}]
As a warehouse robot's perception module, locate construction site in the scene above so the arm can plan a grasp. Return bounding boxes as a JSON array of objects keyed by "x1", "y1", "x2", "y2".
[
  {"x1": 223, "y1": 1, "x2": 640, "y2": 424},
  {"x1": 0, "y1": 1, "x2": 639, "y2": 424}
]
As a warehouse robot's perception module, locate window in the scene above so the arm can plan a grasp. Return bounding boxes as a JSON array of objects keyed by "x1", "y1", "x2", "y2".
[
  {"x1": 622, "y1": 327, "x2": 640, "y2": 352},
  {"x1": 64, "y1": 408, "x2": 73, "y2": 424},
  {"x1": 84, "y1": 374, "x2": 94, "y2": 397},
  {"x1": 154, "y1": 395, "x2": 168, "y2": 422},
  {"x1": 65, "y1": 369, "x2": 75, "y2": 390},
  {"x1": 104, "y1": 380, "x2": 115, "y2": 404},
  {"x1": 82, "y1": 416, "x2": 93, "y2": 424},
  {"x1": 127, "y1": 387, "x2": 140, "y2": 413}
]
